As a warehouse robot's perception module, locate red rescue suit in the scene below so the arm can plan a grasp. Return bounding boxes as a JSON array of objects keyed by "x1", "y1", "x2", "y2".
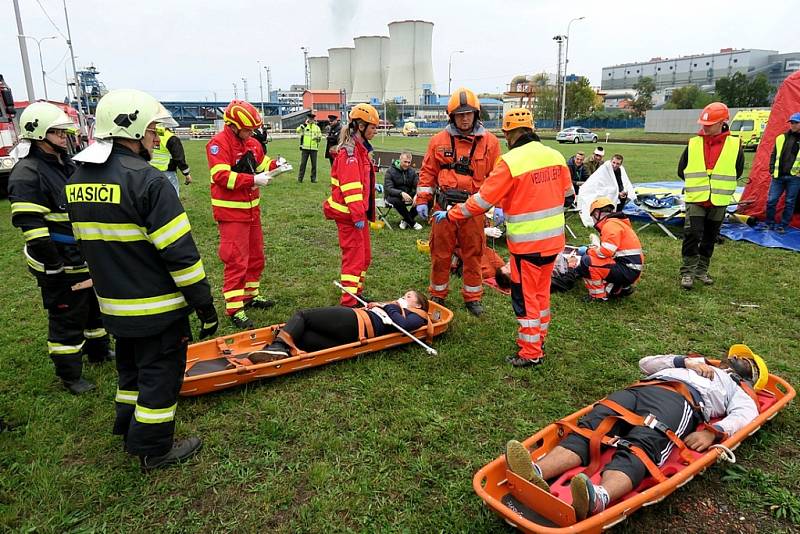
[
  {"x1": 206, "y1": 126, "x2": 275, "y2": 315},
  {"x1": 416, "y1": 125, "x2": 501, "y2": 302},
  {"x1": 578, "y1": 216, "x2": 644, "y2": 300},
  {"x1": 323, "y1": 137, "x2": 375, "y2": 306},
  {"x1": 449, "y1": 134, "x2": 574, "y2": 361}
]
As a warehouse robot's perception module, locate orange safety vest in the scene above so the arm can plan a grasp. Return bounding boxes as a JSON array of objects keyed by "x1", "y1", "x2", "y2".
[{"x1": 449, "y1": 139, "x2": 574, "y2": 257}]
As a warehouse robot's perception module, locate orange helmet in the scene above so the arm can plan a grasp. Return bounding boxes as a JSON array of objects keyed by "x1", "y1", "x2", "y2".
[
  {"x1": 349, "y1": 103, "x2": 380, "y2": 125},
  {"x1": 697, "y1": 102, "x2": 729, "y2": 126},
  {"x1": 447, "y1": 87, "x2": 481, "y2": 115},
  {"x1": 224, "y1": 100, "x2": 263, "y2": 130},
  {"x1": 502, "y1": 108, "x2": 533, "y2": 131},
  {"x1": 590, "y1": 197, "x2": 615, "y2": 213}
]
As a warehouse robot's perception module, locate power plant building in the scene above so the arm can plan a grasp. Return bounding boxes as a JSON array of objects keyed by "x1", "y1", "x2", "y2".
[
  {"x1": 350, "y1": 36, "x2": 390, "y2": 102},
  {"x1": 308, "y1": 56, "x2": 329, "y2": 91},
  {"x1": 328, "y1": 47, "x2": 354, "y2": 97}
]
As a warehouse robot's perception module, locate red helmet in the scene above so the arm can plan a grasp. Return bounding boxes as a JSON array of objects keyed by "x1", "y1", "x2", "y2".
[{"x1": 224, "y1": 100, "x2": 263, "y2": 129}]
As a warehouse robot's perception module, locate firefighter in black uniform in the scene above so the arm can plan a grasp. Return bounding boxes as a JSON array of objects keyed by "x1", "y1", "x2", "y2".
[
  {"x1": 9, "y1": 102, "x2": 112, "y2": 394},
  {"x1": 67, "y1": 89, "x2": 219, "y2": 470}
]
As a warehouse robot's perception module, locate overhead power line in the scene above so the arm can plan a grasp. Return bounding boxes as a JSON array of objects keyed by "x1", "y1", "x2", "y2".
[{"x1": 35, "y1": 0, "x2": 67, "y2": 39}]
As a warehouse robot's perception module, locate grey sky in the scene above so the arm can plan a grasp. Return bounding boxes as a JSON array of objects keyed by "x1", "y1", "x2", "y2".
[{"x1": 2, "y1": 0, "x2": 795, "y2": 103}]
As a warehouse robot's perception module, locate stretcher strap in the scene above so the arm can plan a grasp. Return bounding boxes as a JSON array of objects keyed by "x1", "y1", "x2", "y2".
[
  {"x1": 556, "y1": 417, "x2": 669, "y2": 484},
  {"x1": 599, "y1": 398, "x2": 695, "y2": 465},
  {"x1": 629, "y1": 380, "x2": 702, "y2": 412},
  {"x1": 404, "y1": 306, "x2": 435, "y2": 342},
  {"x1": 352, "y1": 308, "x2": 375, "y2": 344}
]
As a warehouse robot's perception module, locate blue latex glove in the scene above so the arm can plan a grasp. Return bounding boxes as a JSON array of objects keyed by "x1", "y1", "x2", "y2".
[
  {"x1": 354, "y1": 220, "x2": 365, "y2": 229},
  {"x1": 577, "y1": 246, "x2": 588, "y2": 255},
  {"x1": 493, "y1": 207, "x2": 505, "y2": 225},
  {"x1": 416, "y1": 204, "x2": 429, "y2": 219},
  {"x1": 375, "y1": 183, "x2": 384, "y2": 193},
  {"x1": 433, "y1": 210, "x2": 449, "y2": 223}
]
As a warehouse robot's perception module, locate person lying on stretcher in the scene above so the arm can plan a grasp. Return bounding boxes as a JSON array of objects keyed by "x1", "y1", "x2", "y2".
[
  {"x1": 249, "y1": 291, "x2": 430, "y2": 363},
  {"x1": 504, "y1": 344, "x2": 766, "y2": 521}
]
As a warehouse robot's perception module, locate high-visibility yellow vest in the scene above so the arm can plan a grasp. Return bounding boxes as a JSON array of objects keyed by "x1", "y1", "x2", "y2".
[
  {"x1": 683, "y1": 135, "x2": 740, "y2": 206},
  {"x1": 296, "y1": 123, "x2": 322, "y2": 150},
  {"x1": 772, "y1": 134, "x2": 800, "y2": 178},
  {"x1": 150, "y1": 130, "x2": 174, "y2": 171}
]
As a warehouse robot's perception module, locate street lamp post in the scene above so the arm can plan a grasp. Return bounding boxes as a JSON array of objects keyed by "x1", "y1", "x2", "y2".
[
  {"x1": 559, "y1": 16, "x2": 585, "y2": 131},
  {"x1": 257, "y1": 60, "x2": 264, "y2": 116},
  {"x1": 448, "y1": 50, "x2": 464, "y2": 96},
  {"x1": 20, "y1": 35, "x2": 58, "y2": 100}
]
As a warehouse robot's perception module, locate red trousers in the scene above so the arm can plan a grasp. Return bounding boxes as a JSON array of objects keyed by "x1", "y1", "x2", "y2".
[
  {"x1": 336, "y1": 221, "x2": 371, "y2": 307},
  {"x1": 510, "y1": 254, "x2": 556, "y2": 360},
  {"x1": 218, "y1": 220, "x2": 265, "y2": 316},
  {"x1": 429, "y1": 213, "x2": 484, "y2": 302}
]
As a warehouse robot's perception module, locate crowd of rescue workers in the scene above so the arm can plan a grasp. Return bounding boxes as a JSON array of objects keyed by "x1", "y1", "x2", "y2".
[{"x1": 7, "y1": 87, "x2": 776, "y2": 522}]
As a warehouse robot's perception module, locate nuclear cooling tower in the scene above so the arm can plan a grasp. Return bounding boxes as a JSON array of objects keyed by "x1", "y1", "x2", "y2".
[
  {"x1": 308, "y1": 56, "x2": 329, "y2": 90},
  {"x1": 350, "y1": 36, "x2": 390, "y2": 103},
  {"x1": 384, "y1": 20, "x2": 435, "y2": 105},
  {"x1": 328, "y1": 47, "x2": 354, "y2": 97}
]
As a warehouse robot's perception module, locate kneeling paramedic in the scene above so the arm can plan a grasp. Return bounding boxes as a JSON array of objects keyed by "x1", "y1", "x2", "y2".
[
  {"x1": 435, "y1": 108, "x2": 574, "y2": 367},
  {"x1": 570, "y1": 197, "x2": 643, "y2": 301},
  {"x1": 415, "y1": 87, "x2": 501, "y2": 316},
  {"x1": 67, "y1": 89, "x2": 219, "y2": 471},
  {"x1": 505, "y1": 344, "x2": 765, "y2": 521},
  {"x1": 9, "y1": 102, "x2": 112, "y2": 394}
]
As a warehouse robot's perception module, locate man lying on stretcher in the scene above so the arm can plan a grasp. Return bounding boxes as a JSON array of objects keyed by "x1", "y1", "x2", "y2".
[
  {"x1": 504, "y1": 344, "x2": 766, "y2": 521},
  {"x1": 248, "y1": 291, "x2": 430, "y2": 363}
]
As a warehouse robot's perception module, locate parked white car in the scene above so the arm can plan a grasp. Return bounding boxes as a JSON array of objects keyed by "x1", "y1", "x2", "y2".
[{"x1": 556, "y1": 127, "x2": 598, "y2": 144}]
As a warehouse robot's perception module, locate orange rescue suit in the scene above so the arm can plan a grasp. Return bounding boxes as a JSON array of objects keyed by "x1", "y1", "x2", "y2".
[
  {"x1": 416, "y1": 126, "x2": 501, "y2": 302},
  {"x1": 449, "y1": 136, "x2": 573, "y2": 361}
]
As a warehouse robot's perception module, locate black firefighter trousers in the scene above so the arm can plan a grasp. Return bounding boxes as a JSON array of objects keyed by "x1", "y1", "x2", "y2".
[
  {"x1": 113, "y1": 316, "x2": 191, "y2": 457},
  {"x1": 40, "y1": 281, "x2": 110, "y2": 382}
]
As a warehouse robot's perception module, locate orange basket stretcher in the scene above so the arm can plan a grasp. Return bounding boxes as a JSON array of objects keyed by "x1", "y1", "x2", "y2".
[
  {"x1": 473, "y1": 371, "x2": 795, "y2": 534},
  {"x1": 180, "y1": 302, "x2": 453, "y2": 397}
]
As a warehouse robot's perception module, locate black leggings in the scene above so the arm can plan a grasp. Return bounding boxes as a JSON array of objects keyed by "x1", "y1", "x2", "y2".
[{"x1": 282, "y1": 306, "x2": 359, "y2": 352}]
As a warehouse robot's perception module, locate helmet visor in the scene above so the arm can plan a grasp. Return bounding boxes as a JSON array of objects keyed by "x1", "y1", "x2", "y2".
[{"x1": 152, "y1": 104, "x2": 178, "y2": 129}]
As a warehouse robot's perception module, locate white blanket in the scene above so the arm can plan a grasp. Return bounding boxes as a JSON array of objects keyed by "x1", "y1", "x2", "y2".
[{"x1": 576, "y1": 160, "x2": 637, "y2": 227}]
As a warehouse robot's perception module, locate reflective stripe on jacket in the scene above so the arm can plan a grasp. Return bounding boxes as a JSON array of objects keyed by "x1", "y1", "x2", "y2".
[
  {"x1": 206, "y1": 126, "x2": 273, "y2": 222},
  {"x1": 684, "y1": 135, "x2": 740, "y2": 206},
  {"x1": 323, "y1": 138, "x2": 375, "y2": 224},
  {"x1": 415, "y1": 127, "x2": 501, "y2": 208},
  {"x1": 297, "y1": 122, "x2": 322, "y2": 150},
  {"x1": 588, "y1": 216, "x2": 644, "y2": 272},
  {"x1": 772, "y1": 134, "x2": 800, "y2": 177},
  {"x1": 447, "y1": 138, "x2": 573, "y2": 256},
  {"x1": 66, "y1": 144, "x2": 212, "y2": 337}
]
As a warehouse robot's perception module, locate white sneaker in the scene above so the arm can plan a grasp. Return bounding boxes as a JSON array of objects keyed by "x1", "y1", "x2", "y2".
[
  {"x1": 413, "y1": 223, "x2": 423, "y2": 230},
  {"x1": 399, "y1": 221, "x2": 408, "y2": 230}
]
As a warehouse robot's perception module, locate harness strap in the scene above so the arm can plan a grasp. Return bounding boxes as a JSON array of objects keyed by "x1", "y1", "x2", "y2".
[
  {"x1": 403, "y1": 305, "x2": 435, "y2": 341},
  {"x1": 629, "y1": 380, "x2": 702, "y2": 413},
  {"x1": 557, "y1": 418, "x2": 669, "y2": 484},
  {"x1": 352, "y1": 308, "x2": 375, "y2": 343},
  {"x1": 599, "y1": 398, "x2": 695, "y2": 465}
]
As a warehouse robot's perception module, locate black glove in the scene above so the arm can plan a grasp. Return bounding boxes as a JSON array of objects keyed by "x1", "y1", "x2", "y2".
[{"x1": 196, "y1": 303, "x2": 219, "y2": 339}]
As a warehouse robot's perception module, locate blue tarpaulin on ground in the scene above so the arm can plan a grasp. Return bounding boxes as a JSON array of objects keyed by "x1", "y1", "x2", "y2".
[{"x1": 619, "y1": 181, "x2": 800, "y2": 252}]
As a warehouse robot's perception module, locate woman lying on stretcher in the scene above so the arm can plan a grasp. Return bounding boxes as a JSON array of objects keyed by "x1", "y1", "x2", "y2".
[{"x1": 249, "y1": 291, "x2": 430, "y2": 363}]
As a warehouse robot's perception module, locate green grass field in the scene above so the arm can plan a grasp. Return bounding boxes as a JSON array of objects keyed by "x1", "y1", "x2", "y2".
[{"x1": 0, "y1": 136, "x2": 797, "y2": 533}]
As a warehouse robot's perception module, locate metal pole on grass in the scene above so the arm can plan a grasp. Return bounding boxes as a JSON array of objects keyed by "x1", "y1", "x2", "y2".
[{"x1": 333, "y1": 281, "x2": 438, "y2": 355}]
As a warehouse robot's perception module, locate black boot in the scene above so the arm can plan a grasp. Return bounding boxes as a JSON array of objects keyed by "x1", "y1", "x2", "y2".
[
  {"x1": 62, "y1": 377, "x2": 96, "y2": 395},
  {"x1": 140, "y1": 437, "x2": 202, "y2": 472},
  {"x1": 431, "y1": 296, "x2": 446, "y2": 306},
  {"x1": 245, "y1": 296, "x2": 276, "y2": 309},
  {"x1": 506, "y1": 355, "x2": 543, "y2": 368},
  {"x1": 465, "y1": 301, "x2": 484, "y2": 317},
  {"x1": 250, "y1": 339, "x2": 291, "y2": 363}
]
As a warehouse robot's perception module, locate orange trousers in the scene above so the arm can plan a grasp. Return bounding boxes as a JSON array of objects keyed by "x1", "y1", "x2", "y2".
[
  {"x1": 510, "y1": 253, "x2": 556, "y2": 360},
  {"x1": 429, "y1": 213, "x2": 484, "y2": 302},
  {"x1": 218, "y1": 220, "x2": 264, "y2": 316}
]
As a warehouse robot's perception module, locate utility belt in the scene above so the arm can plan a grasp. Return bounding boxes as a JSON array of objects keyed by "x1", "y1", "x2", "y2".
[{"x1": 435, "y1": 188, "x2": 471, "y2": 210}]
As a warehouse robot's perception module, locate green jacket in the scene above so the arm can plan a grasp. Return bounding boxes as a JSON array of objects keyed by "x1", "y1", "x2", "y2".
[{"x1": 296, "y1": 122, "x2": 322, "y2": 150}]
